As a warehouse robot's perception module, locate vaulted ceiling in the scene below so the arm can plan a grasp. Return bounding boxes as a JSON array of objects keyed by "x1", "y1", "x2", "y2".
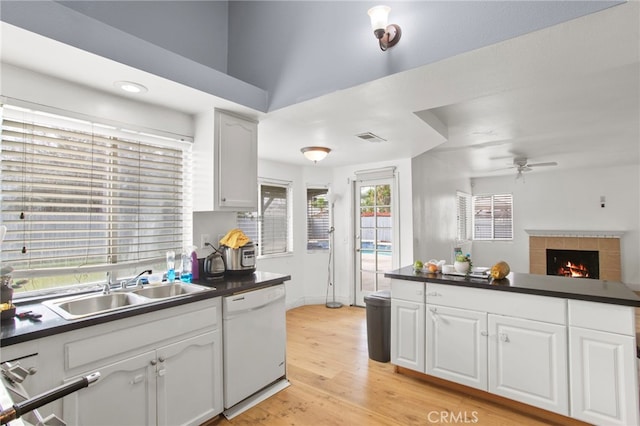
[{"x1": 1, "y1": 1, "x2": 638, "y2": 174}]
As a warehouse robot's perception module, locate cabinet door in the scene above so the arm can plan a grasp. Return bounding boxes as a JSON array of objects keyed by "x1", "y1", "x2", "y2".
[
  {"x1": 62, "y1": 350, "x2": 156, "y2": 426},
  {"x1": 488, "y1": 315, "x2": 568, "y2": 415},
  {"x1": 569, "y1": 327, "x2": 639, "y2": 426},
  {"x1": 426, "y1": 305, "x2": 487, "y2": 390},
  {"x1": 390, "y1": 299, "x2": 425, "y2": 372},
  {"x1": 156, "y1": 330, "x2": 223, "y2": 426},
  {"x1": 215, "y1": 110, "x2": 257, "y2": 210}
]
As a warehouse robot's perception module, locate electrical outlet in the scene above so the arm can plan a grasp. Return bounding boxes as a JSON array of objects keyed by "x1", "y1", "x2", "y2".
[{"x1": 200, "y1": 234, "x2": 211, "y2": 248}]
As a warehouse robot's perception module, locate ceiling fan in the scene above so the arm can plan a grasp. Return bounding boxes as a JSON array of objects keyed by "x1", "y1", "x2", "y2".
[{"x1": 510, "y1": 157, "x2": 558, "y2": 179}]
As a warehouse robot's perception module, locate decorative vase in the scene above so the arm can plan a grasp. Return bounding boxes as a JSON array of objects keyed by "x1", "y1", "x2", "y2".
[{"x1": 454, "y1": 261, "x2": 470, "y2": 274}]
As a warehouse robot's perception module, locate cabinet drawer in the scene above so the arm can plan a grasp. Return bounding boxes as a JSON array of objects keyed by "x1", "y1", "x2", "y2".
[
  {"x1": 568, "y1": 300, "x2": 635, "y2": 335},
  {"x1": 391, "y1": 279, "x2": 424, "y2": 303},
  {"x1": 426, "y1": 283, "x2": 566, "y2": 325}
]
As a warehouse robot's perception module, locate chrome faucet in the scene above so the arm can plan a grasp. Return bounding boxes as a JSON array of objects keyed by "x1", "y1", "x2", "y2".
[
  {"x1": 102, "y1": 272, "x2": 112, "y2": 295},
  {"x1": 120, "y1": 269, "x2": 153, "y2": 289}
]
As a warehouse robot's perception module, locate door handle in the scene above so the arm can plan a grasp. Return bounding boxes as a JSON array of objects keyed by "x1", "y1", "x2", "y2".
[{"x1": 130, "y1": 374, "x2": 144, "y2": 385}]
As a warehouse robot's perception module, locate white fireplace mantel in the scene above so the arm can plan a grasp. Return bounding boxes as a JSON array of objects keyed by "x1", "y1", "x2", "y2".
[{"x1": 525, "y1": 230, "x2": 625, "y2": 238}]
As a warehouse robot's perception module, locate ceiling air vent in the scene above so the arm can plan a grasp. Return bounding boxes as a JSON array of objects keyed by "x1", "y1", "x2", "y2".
[{"x1": 355, "y1": 132, "x2": 387, "y2": 143}]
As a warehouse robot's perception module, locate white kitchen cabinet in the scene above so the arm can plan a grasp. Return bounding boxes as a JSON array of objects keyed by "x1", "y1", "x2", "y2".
[
  {"x1": 157, "y1": 331, "x2": 223, "y2": 426},
  {"x1": 568, "y1": 300, "x2": 639, "y2": 425},
  {"x1": 391, "y1": 299, "x2": 425, "y2": 372},
  {"x1": 488, "y1": 314, "x2": 568, "y2": 415},
  {"x1": 62, "y1": 350, "x2": 156, "y2": 426},
  {"x1": 192, "y1": 109, "x2": 257, "y2": 211},
  {"x1": 390, "y1": 279, "x2": 425, "y2": 372},
  {"x1": 426, "y1": 305, "x2": 487, "y2": 390}
]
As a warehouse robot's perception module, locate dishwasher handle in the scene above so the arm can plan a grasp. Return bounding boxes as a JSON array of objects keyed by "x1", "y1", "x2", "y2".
[{"x1": 0, "y1": 372, "x2": 100, "y2": 424}]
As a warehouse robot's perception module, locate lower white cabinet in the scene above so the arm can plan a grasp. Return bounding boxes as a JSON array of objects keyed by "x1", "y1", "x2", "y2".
[
  {"x1": 63, "y1": 350, "x2": 156, "y2": 426},
  {"x1": 157, "y1": 331, "x2": 222, "y2": 426},
  {"x1": 390, "y1": 279, "x2": 425, "y2": 372},
  {"x1": 426, "y1": 305, "x2": 487, "y2": 390},
  {"x1": 391, "y1": 299, "x2": 425, "y2": 372},
  {"x1": 488, "y1": 314, "x2": 568, "y2": 415},
  {"x1": 568, "y1": 300, "x2": 639, "y2": 426}
]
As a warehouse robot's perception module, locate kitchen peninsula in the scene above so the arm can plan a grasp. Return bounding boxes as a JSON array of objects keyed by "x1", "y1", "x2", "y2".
[{"x1": 385, "y1": 267, "x2": 640, "y2": 425}]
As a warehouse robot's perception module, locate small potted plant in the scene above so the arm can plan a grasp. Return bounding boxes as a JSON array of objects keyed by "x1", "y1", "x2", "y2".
[{"x1": 454, "y1": 253, "x2": 472, "y2": 274}]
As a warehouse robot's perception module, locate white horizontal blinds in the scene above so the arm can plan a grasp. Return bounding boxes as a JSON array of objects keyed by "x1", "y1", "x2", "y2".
[
  {"x1": 456, "y1": 191, "x2": 472, "y2": 242},
  {"x1": 492, "y1": 193, "x2": 513, "y2": 239},
  {"x1": 307, "y1": 188, "x2": 329, "y2": 250},
  {"x1": 1, "y1": 105, "x2": 187, "y2": 278},
  {"x1": 472, "y1": 193, "x2": 513, "y2": 240},
  {"x1": 260, "y1": 184, "x2": 289, "y2": 255},
  {"x1": 236, "y1": 212, "x2": 259, "y2": 245}
]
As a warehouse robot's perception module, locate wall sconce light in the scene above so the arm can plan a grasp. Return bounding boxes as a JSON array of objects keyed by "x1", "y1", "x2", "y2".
[
  {"x1": 301, "y1": 146, "x2": 331, "y2": 163},
  {"x1": 367, "y1": 5, "x2": 401, "y2": 51}
]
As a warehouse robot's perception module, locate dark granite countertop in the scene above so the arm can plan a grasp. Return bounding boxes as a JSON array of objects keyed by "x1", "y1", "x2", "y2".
[
  {"x1": 385, "y1": 266, "x2": 640, "y2": 307},
  {"x1": 1, "y1": 271, "x2": 290, "y2": 347}
]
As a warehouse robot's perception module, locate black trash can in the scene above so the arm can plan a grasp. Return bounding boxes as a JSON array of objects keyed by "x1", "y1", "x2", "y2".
[{"x1": 364, "y1": 289, "x2": 391, "y2": 362}]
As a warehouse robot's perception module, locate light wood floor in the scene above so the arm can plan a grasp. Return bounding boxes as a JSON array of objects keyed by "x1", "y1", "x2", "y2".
[{"x1": 206, "y1": 305, "x2": 579, "y2": 426}]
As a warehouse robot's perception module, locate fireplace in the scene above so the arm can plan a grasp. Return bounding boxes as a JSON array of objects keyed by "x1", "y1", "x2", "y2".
[
  {"x1": 546, "y1": 249, "x2": 599, "y2": 279},
  {"x1": 527, "y1": 231, "x2": 622, "y2": 282}
]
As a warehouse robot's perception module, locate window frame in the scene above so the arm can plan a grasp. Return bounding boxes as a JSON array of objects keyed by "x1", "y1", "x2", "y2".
[
  {"x1": 472, "y1": 193, "x2": 514, "y2": 241},
  {"x1": 0, "y1": 103, "x2": 192, "y2": 297},
  {"x1": 237, "y1": 179, "x2": 293, "y2": 258},
  {"x1": 306, "y1": 186, "x2": 331, "y2": 252}
]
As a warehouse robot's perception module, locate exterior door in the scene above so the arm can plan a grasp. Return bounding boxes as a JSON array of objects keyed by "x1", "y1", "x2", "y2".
[{"x1": 354, "y1": 177, "x2": 397, "y2": 306}]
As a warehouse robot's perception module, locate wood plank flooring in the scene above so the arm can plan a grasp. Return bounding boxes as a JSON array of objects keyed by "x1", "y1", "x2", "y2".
[{"x1": 205, "y1": 305, "x2": 576, "y2": 425}]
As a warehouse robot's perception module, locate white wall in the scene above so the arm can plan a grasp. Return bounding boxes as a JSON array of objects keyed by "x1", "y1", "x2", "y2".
[
  {"x1": 471, "y1": 164, "x2": 640, "y2": 289},
  {"x1": 411, "y1": 152, "x2": 473, "y2": 264}
]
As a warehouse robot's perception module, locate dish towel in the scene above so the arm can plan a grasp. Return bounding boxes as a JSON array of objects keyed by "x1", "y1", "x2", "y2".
[{"x1": 219, "y1": 228, "x2": 251, "y2": 249}]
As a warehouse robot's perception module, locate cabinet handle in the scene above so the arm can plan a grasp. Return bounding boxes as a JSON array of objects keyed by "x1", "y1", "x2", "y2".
[
  {"x1": 427, "y1": 292, "x2": 441, "y2": 297},
  {"x1": 429, "y1": 307, "x2": 438, "y2": 313},
  {"x1": 130, "y1": 374, "x2": 144, "y2": 385},
  {"x1": 499, "y1": 333, "x2": 510, "y2": 343},
  {"x1": 158, "y1": 369, "x2": 166, "y2": 377},
  {"x1": 221, "y1": 197, "x2": 226, "y2": 202},
  {"x1": 158, "y1": 356, "x2": 165, "y2": 363},
  {"x1": 480, "y1": 331, "x2": 488, "y2": 337},
  {"x1": 150, "y1": 359, "x2": 157, "y2": 366}
]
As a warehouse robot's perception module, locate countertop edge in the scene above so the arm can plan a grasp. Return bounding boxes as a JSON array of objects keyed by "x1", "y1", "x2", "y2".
[{"x1": 385, "y1": 269, "x2": 640, "y2": 308}]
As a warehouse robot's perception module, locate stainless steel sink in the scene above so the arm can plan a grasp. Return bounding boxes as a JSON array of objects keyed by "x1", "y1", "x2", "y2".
[
  {"x1": 43, "y1": 282, "x2": 211, "y2": 320},
  {"x1": 43, "y1": 292, "x2": 148, "y2": 320},
  {"x1": 130, "y1": 282, "x2": 207, "y2": 299}
]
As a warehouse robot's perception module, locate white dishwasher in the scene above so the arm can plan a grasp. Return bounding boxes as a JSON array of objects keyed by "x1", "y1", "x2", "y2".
[{"x1": 222, "y1": 284, "x2": 289, "y2": 419}]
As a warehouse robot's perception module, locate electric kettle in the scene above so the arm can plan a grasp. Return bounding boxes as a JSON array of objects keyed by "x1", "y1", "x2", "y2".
[{"x1": 203, "y1": 243, "x2": 226, "y2": 280}]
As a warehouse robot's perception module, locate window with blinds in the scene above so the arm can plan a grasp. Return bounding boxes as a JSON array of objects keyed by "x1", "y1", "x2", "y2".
[
  {"x1": 456, "y1": 191, "x2": 472, "y2": 242},
  {"x1": 472, "y1": 193, "x2": 513, "y2": 240},
  {"x1": 236, "y1": 181, "x2": 291, "y2": 256},
  {"x1": 0, "y1": 104, "x2": 192, "y2": 295},
  {"x1": 307, "y1": 188, "x2": 330, "y2": 250}
]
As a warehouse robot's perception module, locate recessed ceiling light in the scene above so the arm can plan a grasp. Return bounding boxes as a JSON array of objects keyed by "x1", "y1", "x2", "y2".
[{"x1": 114, "y1": 81, "x2": 148, "y2": 94}]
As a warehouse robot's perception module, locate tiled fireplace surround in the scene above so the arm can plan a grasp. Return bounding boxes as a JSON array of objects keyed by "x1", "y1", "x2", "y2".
[{"x1": 528, "y1": 231, "x2": 622, "y2": 282}]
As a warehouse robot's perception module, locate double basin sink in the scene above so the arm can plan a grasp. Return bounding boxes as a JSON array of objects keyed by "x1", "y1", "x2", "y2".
[{"x1": 43, "y1": 282, "x2": 211, "y2": 320}]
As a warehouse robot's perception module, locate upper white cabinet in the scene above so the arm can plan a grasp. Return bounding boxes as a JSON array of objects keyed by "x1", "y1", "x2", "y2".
[{"x1": 193, "y1": 109, "x2": 258, "y2": 211}]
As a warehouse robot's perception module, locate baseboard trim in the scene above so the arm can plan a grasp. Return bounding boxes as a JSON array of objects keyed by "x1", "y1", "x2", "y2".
[{"x1": 394, "y1": 366, "x2": 589, "y2": 426}]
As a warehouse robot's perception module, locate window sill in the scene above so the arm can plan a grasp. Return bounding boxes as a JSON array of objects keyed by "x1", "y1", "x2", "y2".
[{"x1": 257, "y1": 252, "x2": 294, "y2": 260}]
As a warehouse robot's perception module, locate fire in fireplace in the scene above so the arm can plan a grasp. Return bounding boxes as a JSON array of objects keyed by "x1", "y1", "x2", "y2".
[{"x1": 546, "y1": 249, "x2": 599, "y2": 279}]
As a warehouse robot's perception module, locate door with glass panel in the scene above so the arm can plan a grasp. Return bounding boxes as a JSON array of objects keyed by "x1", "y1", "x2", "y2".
[{"x1": 354, "y1": 178, "x2": 396, "y2": 306}]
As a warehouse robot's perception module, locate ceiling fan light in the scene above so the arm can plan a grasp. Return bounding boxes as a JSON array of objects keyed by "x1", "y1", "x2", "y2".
[{"x1": 301, "y1": 146, "x2": 331, "y2": 163}]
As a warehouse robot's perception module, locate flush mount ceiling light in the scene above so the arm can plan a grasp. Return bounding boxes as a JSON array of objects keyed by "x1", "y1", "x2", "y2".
[
  {"x1": 367, "y1": 5, "x2": 401, "y2": 51},
  {"x1": 114, "y1": 80, "x2": 148, "y2": 94},
  {"x1": 301, "y1": 146, "x2": 331, "y2": 163}
]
